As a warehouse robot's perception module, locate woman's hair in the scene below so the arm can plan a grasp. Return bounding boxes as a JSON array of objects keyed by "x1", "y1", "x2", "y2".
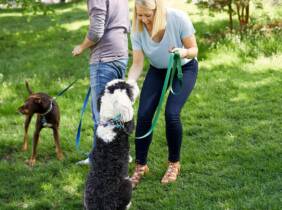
[{"x1": 132, "y1": 0, "x2": 166, "y2": 38}]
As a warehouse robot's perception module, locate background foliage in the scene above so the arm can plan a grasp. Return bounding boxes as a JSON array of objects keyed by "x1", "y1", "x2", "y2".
[{"x1": 193, "y1": 0, "x2": 280, "y2": 33}]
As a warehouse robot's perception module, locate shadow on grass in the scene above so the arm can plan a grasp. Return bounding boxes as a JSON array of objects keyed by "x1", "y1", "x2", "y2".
[{"x1": 0, "y1": 160, "x2": 86, "y2": 210}]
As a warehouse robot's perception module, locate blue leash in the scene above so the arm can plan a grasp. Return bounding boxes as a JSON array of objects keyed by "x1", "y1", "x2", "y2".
[
  {"x1": 75, "y1": 87, "x2": 91, "y2": 149},
  {"x1": 75, "y1": 91, "x2": 127, "y2": 149}
]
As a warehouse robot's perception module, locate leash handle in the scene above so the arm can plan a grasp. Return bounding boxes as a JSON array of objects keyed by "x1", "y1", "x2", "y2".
[
  {"x1": 169, "y1": 52, "x2": 183, "y2": 95},
  {"x1": 75, "y1": 87, "x2": 91, "y2": 149}
]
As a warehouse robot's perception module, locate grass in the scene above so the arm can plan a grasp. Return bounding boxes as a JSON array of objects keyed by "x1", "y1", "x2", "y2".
[{"x1": 0, "y1": 1, "x2": 282, "y2": 209}]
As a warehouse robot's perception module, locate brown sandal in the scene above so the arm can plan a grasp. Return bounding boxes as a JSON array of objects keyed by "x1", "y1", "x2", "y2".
[
  {"x1": 130, "y1": 164, "x2": 149, "y2": 188},
  {"x1": 161, "y1": 162, "x2": 181, "y2": 184}
]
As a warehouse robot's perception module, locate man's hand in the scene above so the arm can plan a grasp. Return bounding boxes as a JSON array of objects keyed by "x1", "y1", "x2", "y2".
[{"x1": 72, "y1": 45, "x2": 84, "y2": 56}]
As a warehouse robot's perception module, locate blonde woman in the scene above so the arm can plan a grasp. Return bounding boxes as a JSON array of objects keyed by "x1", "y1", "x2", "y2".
[{"x1": 128, "y1": 0, "x2": 198, "y2": 188}]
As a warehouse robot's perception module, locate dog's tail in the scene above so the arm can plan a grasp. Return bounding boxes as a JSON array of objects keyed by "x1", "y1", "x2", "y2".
[{"x1": 25, "y1": 80, "x2": 33, "y2": 94}]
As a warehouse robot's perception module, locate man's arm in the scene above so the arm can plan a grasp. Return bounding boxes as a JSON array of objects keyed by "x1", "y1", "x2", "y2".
[
  {"x1": 72, "y1": 36, "x2": 94, "y2": 56},
  {"x1": 72, "y1": 0, "x2": 107, "y2": 56}
]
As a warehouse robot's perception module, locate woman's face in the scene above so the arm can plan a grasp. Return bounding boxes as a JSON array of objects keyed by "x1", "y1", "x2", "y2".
[{"x1": 136, "y1": 5, "x2": 155, "y2": 26}]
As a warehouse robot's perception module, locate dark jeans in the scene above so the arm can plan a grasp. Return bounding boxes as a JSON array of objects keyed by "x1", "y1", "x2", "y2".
[{"x1": 135, "y1": 59, "x2": 198, "y2": 165}]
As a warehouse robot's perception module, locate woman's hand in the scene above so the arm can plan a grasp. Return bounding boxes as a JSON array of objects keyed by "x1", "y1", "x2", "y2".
[
  {"x1": 170, "y1": 48, "x2": 188, "y2": 59},
  {"x1": 72, "y1": 45, "x2": 84, "y2": 56}
]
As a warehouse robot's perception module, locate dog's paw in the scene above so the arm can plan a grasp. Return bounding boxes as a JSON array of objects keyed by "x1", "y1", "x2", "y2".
[{"x1": 26, "y1": 158, "x2": 36, "y2": 167}]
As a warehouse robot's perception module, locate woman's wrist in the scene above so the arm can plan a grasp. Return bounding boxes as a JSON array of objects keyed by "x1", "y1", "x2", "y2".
[
  {"x1": 171, "y1": 48, "x2": 197, "y2": 59},
  {"x1": 127, "y1": 75, "x2": 138, "y2": 82},
  {"x1": 184, "y1": 48, "x2": 198, "y2": 59}
]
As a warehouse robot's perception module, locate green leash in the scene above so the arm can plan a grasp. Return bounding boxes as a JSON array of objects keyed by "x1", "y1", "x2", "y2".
[{"x1": 136, "y1": 52, "x2": 183, "y2": 139}]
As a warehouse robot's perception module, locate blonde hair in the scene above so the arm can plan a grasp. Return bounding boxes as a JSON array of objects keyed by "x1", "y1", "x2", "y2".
[{"x1": 132, "y1": 0, "x2": 167, "y2": 38}]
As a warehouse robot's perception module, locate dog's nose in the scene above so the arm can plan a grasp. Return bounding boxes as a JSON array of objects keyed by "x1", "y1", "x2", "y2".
[{"x1": 18, "y1": 107, "x2": 28, "y2": 115}]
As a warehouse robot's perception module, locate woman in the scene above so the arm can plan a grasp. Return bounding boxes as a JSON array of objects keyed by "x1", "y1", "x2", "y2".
[{"x1": 127, "y1": 0, "x2": 198, "y2": 187}]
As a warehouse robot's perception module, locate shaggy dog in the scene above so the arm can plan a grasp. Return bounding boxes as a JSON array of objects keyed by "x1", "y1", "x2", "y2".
[{"x1": 84, "y1": 79, "x2": 139, "y2": 210}]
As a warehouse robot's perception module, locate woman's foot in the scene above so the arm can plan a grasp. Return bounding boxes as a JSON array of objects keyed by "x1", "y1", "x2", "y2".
[
  {"x1": 161, "y1": 161, "x2": 180, "y2": 184},
  {"x1": 130, "y1": 164, "x2": 149, "y2": 188}
]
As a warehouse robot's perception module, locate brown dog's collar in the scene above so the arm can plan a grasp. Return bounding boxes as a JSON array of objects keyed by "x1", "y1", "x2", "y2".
[{"x1": 40, "y1": 100, "x2": 53, "y2": 116}]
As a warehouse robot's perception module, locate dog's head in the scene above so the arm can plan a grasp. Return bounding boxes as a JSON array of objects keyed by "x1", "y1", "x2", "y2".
[
  {"x1": 98, "y1": 79, "x2": 139, "y2": 122},
  {"x1": 18, "y1": 94, "x2": 52, "y2": 115},
  {"x1": 18, "y1": 82, "x2": 52, "y2": 115}
]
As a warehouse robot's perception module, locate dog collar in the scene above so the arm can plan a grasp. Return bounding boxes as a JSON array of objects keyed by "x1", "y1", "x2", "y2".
[
  {"x1": 99, "y1": 114, "x2": 124, "y2": 129},
  {"x1": 40, "y1": 100, "x2": 53, "y2": 116}
]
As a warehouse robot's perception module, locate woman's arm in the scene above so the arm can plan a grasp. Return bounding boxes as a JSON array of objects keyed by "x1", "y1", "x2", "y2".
[
  {"x1": 171, "y1": 34, "x2": 198, "y2": 59},
  {"x1": 127, "y1": 50, "x2": 145, "y2": 82}
]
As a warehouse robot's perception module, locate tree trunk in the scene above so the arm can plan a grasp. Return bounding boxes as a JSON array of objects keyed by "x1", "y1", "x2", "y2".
[
  {"x1": 245, "y1": 4, "x2": 249, "y2": 24},
  {"x1": 228, "y1": 0, "x2": 233, "y2": 32}
]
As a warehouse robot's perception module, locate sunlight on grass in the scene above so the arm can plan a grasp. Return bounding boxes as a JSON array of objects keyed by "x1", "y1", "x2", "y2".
[
  {"x1": 62, "y1": 172, "x2": 84, "y2": 196},
  {"x1": 0, "y1": 13, "x2": 22, "y2": 17},
  {"x1": 230, "y1": 92, "x2": 251, "y2": 102},
  {"x1": 193, "y1": 8, "x2": 227, "y2": 23},
  {"x1": 61, "y1": 20, "x2": 88, "y2": 31},
  {"x1": 243, "y1": 54, "x2": 282, "y2": 73},
  {"x1": 200, "y1": 51, "x2": 241, "y2": 70},
  {"x1": 0, "y1": 82, "x2": 16, "y2": 101},
  {"x1": 19, "y1": 201, "x2": 32, "y2": 209},
  {"x1": 56, "y1": 4, "x2": 86, "y2": 14},
  {"x1": 238, "y1": 77, "x2": 273, "y2": 89},
  {"x1": 225, "y1": 131, "x2": 236, "y2": 142},
  {"x1": 41, "y1": 182, "x2": 54, "y2": 194}
]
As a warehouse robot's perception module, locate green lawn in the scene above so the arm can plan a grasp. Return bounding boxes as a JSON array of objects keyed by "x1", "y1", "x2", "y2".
[{"x1": 0, "y1": 1, "x2": 282, "y2": 210}]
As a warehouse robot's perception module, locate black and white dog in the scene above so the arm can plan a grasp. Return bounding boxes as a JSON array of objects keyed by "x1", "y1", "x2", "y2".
[{"x1": 84, "y1": 79, "x2": 139, "y2": 210}]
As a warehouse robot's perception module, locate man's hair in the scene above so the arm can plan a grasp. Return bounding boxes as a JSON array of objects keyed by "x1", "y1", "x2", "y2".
[{"x1": 132, "y1": 0, "x2": 167, "y2": 38}]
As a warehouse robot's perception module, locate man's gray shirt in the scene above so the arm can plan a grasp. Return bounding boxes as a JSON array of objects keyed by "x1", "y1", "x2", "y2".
[{"x1": 87, "y1": 0, "x2": 130, "y2": 64}]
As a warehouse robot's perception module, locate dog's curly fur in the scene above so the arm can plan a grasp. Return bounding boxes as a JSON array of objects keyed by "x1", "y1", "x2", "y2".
[{"x1": 84, "y1": 79, "x2": 139, "y2": 210}]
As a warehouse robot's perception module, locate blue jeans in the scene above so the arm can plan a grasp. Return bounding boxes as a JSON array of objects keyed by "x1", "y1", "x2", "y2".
[
  {"x1": 89, "y1": 59, "x2": 127, "y2": 158},
  {"x1": 135, "y1": 59, "x2": 198, "y2": 165}
]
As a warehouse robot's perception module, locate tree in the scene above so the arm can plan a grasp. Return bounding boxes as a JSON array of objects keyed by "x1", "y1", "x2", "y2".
[{"x1": 194, "y1": 0, "x2": 261, "y2": 33}]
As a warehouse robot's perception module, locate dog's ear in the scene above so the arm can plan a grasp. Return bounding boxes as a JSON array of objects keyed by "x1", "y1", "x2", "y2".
[
  {"x1": 126, "y1": 80, "x2": 139, "y2": 102},
  {"x1": 30, "y1": 95, "x2": 41, "y2": 104},
  {"x1": 124, "y1": 120, "x2": 135, "y2": 134},
  {"x1": 25, "y1": 80, "x2": 33, "y2": 95}
]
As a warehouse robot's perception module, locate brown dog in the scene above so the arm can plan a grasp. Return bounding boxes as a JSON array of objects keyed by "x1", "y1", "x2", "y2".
[{"x1": 18, "y1": 81, "x2": 63, "y2": 166}]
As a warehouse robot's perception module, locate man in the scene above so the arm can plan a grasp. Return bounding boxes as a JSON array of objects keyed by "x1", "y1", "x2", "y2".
[{"x1": 72, "y1": 0, "x2": 130, "y2": 164}]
